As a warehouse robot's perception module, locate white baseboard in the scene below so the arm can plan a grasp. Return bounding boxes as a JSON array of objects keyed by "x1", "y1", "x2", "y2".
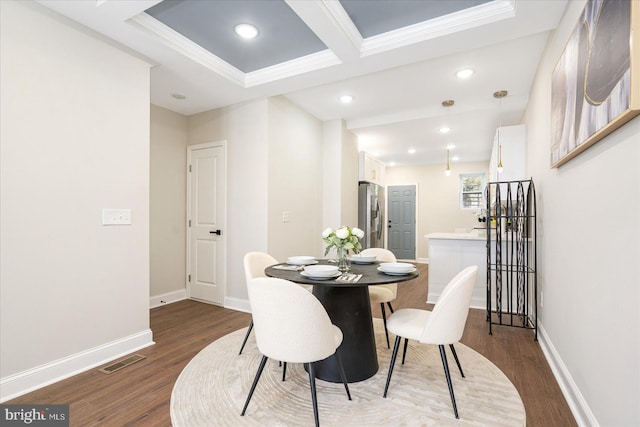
[
  {"x1": 0, "y1": 329, "x2": 154, "y2": 403},
  {"x1": 417, "y1": 257, "x2": 429, "y2": 264},
  {"x1": 150, "y1": 288, "x2": 187, "y2": 309},
  {"x1": 538, "y1": 322, "x2": 598, "y2": 427},
  {"x1": 224, "y1": 296, "x2": 251, "y2": 314}
]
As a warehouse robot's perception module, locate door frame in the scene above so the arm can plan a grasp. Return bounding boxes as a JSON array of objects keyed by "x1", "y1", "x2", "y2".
[
  {"x1": 186, "y1": 140, "x2": 228, "y2": 304},
  {"x1": 386, "y1": 183, "x2": 420, "y2": 261}
]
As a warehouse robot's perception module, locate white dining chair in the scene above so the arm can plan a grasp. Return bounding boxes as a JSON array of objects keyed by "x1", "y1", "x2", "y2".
[
  {"x1": 241, "y1": 277, "x2": 351, "y2": 427},
  {"x1": 360, "y1": 247, "x2": 398, "y2": 348},
  {"x1": 239, "y1": 252, "x2": 279, "y2": 355},
  {"x1": 382, "y1": 265, "x2": 478, "y2": 419}
]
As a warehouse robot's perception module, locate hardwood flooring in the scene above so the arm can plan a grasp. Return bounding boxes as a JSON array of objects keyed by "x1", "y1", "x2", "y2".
[{"x1": 7, "y1": 263, "x2": 576, "y2": 426}]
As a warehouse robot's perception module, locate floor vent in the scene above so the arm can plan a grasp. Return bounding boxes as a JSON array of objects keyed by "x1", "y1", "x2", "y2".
[{"x1": 99, "y1": 354, "x2": 146, "y2": 374}]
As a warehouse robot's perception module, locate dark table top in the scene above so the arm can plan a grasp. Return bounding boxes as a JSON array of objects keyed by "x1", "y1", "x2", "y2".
[{"x1": 265, "y1": 260, "x2": 419, "y2": 287}]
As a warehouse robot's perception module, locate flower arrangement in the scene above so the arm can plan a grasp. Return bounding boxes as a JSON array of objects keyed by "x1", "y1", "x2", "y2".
[
  {"x1": 322, "y1": 226, "x2": 364, "y2": 271},
  {"x1": 322, "y1": 226, "x2": 364, "y2": 255}
]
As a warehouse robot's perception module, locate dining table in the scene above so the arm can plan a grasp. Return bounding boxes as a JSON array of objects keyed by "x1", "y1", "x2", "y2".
[{"x1": 265, "y1": 259, "x2": 419, "y2": 383}]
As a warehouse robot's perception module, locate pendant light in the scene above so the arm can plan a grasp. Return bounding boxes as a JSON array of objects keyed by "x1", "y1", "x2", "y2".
[
  {"x1": 494, "y1": 90, "x2": 507, "y2": 174},
  {"x1": 442, "y1": 99, "x2": 454, "y2": 176},
  {"x1": 445, "y1": 149, "x2": 451, "y2": 176}
]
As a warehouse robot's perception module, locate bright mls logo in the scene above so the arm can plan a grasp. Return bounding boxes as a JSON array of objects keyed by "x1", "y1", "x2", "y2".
[{"x1": 0, "y1": 405, "x2": 69, "y2": 426}]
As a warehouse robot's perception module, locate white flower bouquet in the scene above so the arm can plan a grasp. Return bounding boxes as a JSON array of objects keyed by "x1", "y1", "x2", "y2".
[{"x1": 322, "y1": 226, "x2": 364, "y2": 257}]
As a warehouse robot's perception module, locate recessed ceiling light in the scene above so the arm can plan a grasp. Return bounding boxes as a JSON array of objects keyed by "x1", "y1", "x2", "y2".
[
  {"x1": 456, "y1": 68, "x2": 474, "y2": 79},
  {"x1": 439, "y1": 126, "x2": 450, "y2": 134},
  {"x1": 408, "y1": 148, "x2": 416, "y2": 154},
  {"x1": 446, "y1": 144, "x2": 456, "y2": 150},
  {"x1": 452, "y1": 156, "x2": 460, "y2": 161},
  {"x1": 340, "y1": 95, "x2": 353, "y2": 104},
  {"x1": 388, "y1": 161, "x2": 396, "y2": 167},
  {"x1": 171, "y1": 93, "x2": 186, "y2": 100},
  {"x1": 234, "y1": 23, "x2": 259, "y2": 39}
]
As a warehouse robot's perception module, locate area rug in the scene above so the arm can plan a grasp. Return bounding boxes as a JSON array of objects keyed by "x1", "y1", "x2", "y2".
[{"x1": 171, "y1": 319, "x2": 525, "y2": 426}]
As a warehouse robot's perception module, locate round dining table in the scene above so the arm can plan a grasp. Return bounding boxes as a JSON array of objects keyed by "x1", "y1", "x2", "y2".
[{"x1": 265, "y1": 260, "x2": 419, "y2": 383}]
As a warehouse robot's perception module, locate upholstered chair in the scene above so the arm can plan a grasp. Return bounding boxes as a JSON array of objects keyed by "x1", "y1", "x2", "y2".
[
  {"x1": 239, "y1": 252, "x2": 279, "y2": 355},
  {"x1": 241, "y1": 277, "x2": 351, "y2": 427},
  {"x1": 382, "y1": 265, "x2": 478, "y2": 419},
  {"x1": 360, "y1": 247, "x2": 398, "y2": 348}
]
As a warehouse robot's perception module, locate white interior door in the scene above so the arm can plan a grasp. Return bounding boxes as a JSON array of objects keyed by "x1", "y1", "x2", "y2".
[{"x1": 187, "y1": 142, "x2": 226, "y2": 305}]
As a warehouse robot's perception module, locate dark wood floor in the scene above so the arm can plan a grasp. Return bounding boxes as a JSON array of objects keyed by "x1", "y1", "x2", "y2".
[{"x1": 7, "y1": 263, "x2": 576, "y2": 426}]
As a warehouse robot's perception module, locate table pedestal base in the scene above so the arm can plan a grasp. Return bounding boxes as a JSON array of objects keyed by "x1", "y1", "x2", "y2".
[{"x1": 312, "y1": 285, "x2": 378, "y2": 383}]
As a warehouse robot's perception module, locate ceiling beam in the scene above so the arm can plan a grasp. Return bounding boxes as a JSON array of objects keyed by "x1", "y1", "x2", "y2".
[{"x1": 285, "y1": 0, "x2": 362, "y2": 63}]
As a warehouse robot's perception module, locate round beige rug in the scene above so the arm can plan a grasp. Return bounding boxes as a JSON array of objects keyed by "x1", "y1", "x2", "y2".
[{"x1": 171, "y1": 319, "x2": 525, "y2": 426}]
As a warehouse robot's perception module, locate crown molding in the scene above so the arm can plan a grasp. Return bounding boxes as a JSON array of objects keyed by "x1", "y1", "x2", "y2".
[
  {"x1": 246, "y1": 50, "x2": 341, "y2": 87},
  {"x1": 127, "y1": 12, "x2": 245, "y2": 87},
  {"x1": 361, "y1": 0, "x2": 517, "y2": 57}
]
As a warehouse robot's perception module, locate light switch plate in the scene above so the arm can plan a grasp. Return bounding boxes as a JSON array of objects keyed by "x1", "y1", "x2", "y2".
[{"x1": 102, "y1": 209, "x2": 132, "y2": 225}]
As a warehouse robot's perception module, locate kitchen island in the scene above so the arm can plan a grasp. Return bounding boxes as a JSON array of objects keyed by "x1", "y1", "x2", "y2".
[{"x1": 426, "y1": 232, "x2": 487, "y2": 309}]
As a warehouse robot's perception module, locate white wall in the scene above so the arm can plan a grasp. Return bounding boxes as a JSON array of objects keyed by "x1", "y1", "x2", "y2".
[
  {"x1": 188, "y1": 100, "x2": 269, "y2": 305},
  {"x1": 267, "y1": 96, "x2": 324, "y2": 261},
  {"x1": 322, "y1": 119, "x2": 359, "y2": 247},
  {"x1": 385, "y1": 161, "x2": 489, "y2": 260},
  {"x1": 0, "y1": 0, "x2": 152, "y2": 399},
  {"x1": 340, "y1": 122, "x2": 359, "y2": 228},
  {"x1": 525, "y1": 1, "x2": 639, "y2": 425},
  {"x1": 150, "y1": 105, "x2": 188, "y2": 301}
]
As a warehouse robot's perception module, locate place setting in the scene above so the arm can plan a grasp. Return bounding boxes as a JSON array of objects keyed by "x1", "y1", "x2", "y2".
[
  {"x1": 377, "y1": 262, "x2": 417, "y2": 276},
  {"x1": 271, "y1": 256, "x2": 318, "y2": 271}
]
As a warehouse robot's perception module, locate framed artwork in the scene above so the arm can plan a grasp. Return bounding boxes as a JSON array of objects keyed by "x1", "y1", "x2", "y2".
[{"x1": 550, "y1": 0, "x2": 640, "y2": 168}]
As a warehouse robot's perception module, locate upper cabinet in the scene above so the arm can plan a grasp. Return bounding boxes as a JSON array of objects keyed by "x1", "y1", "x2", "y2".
[
  {"x1": 489, "y1": 124, "x2": 526, "y2": 183},
  {"x1": 358, "y1": 151, "x2": 385, "y2": 186}
]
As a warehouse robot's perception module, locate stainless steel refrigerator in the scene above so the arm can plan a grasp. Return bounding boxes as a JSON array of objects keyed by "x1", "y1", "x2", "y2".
[{"x1": 358, "y1": 182, "x2": 385, "y2": 249}]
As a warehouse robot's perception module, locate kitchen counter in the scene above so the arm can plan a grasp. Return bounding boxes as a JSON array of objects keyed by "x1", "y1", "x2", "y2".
[{"x1": 425, "y1": 232, "x2": 487, "y2": 241}]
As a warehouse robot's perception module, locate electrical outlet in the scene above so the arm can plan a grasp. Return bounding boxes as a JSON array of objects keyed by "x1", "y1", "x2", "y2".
[{"x1": 282, "y1": 211, "x2": 289, "y2": 223}]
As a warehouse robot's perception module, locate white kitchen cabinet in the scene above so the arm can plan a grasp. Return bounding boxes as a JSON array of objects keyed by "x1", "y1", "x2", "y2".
[
  {"x1": 358, "y1": 151, "x2": 385, "y2": 185},
  {"x1": 489, "y1": 124, "x2": 526, "y2": 183}
]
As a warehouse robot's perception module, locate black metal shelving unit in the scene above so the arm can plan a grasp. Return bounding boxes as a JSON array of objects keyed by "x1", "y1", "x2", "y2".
[{"x1": 484, "y1": 179, "x2": 537, "y2": 340}]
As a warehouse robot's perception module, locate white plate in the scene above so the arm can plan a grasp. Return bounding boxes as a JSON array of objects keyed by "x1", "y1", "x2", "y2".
[
  {"x1": 304, "y1": 265, "x2": 339, "y2": 276},
  {"x1": 287, "y1": 257, "x2": 318, "y2": 266},
  {"x1": 377, "y1": 266, "x2": 417, "y2": 275},
  {"x1": 350, "y1": 255, "x2": 376, "y2": 264},
  {"x1": 350, "y1": 254, "x2": 377, "y2": 262},
  {"x1": 301, "y1": 271, "x2": 341, "y2": 280},
  {"x1": 379, "y1": 262, "x2": 415, "y2": 273}
]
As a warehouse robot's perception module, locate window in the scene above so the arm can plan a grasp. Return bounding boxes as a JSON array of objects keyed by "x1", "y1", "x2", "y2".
[{"x1": 459, "y1": 173, "x2": 485, "y2": 209}]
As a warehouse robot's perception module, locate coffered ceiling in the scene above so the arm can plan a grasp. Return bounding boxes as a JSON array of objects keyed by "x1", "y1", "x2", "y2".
[{"x1": 37, "y1": 0, "x2": 568, "y2": 166}]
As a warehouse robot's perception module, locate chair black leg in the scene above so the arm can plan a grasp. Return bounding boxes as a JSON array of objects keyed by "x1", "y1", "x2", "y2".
[
  {"x1": 381, "y1": 303, "x2": 390, "y2": 349},
  {"x1": 383, "y1": 335, "x2": 402, "y2": 398},
  {"x1": 282, "y1": 362, "x2": 287, "y2": 381},
  {"x1": 439, "y1": 345, "x2": 459, "y2": 419},
  {"x1": 307, "y1": 363, "x2": 320, "y2": 427},
  {"x1": 334, "y1": 350, "x2": 352, "y2": 400},
  {"x1": 449, "y1": 344, "x2": 464, "y2": 378},
  {"x1": 387, "y1": 301, "x2": 394, "y2": 313},
  {"x1": 401, "y1": 338, "x2": 409, "y2": 365},
  {"x1": 238, "y1": 319, "x2": 254, "y2": 355},
  {"x1": 241, "y1": 355, "x2": 268, "y2": 416}
]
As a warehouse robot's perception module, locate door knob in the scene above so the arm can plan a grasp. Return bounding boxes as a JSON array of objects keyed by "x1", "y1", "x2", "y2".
[{"x1": 210, "y1": 230, "x2": 222, "y2": 235}]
